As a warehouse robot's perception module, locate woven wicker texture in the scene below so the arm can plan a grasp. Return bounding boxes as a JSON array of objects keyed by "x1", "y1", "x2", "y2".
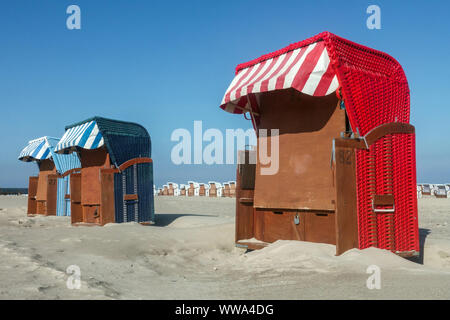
[
  {"x1": 323, "y1": 33, "x2": 419, "y2": 253},
  {"x1": 114, "y1": 162, "x2": 155, "y2": 223}
]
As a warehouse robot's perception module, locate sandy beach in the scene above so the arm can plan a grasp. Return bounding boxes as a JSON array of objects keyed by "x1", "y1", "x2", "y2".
[{"x1": 0, "y1": 195, "x2": 449, "y2": 300}]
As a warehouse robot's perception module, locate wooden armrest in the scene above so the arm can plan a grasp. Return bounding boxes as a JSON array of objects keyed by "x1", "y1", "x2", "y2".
[
  {"x1": 239, "y1": 197, "x2": 254, "y2": 205},
  {"x1": 365, "y1": 123, "x2": 415, "y2": 147},
  {"x1": 119, "y1": 158, "x2": 153, "y2": 171},
  {"x1": 334, "y1": 123, "x2": 415, "y2": 150},
  {"x1": 61, "y1": 168, "x2": 82, "y2": 178},
  {"x1": 124, "y1": 194, "x2": 138, "y2": 201}
]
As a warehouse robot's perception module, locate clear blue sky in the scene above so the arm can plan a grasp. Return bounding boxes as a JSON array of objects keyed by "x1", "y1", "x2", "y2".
[{"x1": 1, "y1": 0, "x2": 449, "y2": 187}]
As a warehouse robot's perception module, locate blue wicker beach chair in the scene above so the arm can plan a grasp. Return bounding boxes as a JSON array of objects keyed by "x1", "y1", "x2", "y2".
[{"x1": 54, "y1": 117, "x2": 155, "y2": 225}]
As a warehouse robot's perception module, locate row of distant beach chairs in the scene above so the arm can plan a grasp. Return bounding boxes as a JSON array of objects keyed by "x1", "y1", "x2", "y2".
[
  {"x1": 417, "y1": 184, "x2": 450, "y2": 198},
  {"x1": 155, "y1": 182, "x2": 236, "y2": 198}
]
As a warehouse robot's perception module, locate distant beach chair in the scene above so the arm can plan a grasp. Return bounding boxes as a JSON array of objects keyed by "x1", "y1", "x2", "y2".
[
  {"x1": 198, "y1": 183, "x2": 205, "y2": 196},
  {"x1": 167, "y1": 183, "x2": 174, "y2": 196},
  {"x1": 208, "y1": 182, "x2": 223, "y2": 197},
  {"x1": 421, "y1": 184, "x2": 432, "y2": 196},
  {"x1": 434, "y1": 184, "x2": 448, "y2": 198},
  {"x1": 228, "y1": 181, "x2": 236, "y2": 198},
  {"x1": 18, "y1": 136, "x2": 80, "y2": 216},
  {"x1": 194, "y1": 182, "x2": 200, "y2": 196},
  {"x1": 179, "y1": 184, "x2": 187, "y2": 196},
  {"x1": 222, "y1": 183, "x2": 230, "y2": 197},
  {"x1": 168, "y1": 182, "x2": 180, "y2": 196},
  {"x1": 187, "y1": 181, "x2": 200, "y2": 196},
  {"x1": 187, "y1": 182, "x2": 194, "y2": 196},
  {"x1": 198, "y1": 183, "x2": 209, "y2": 196},
  {"x1": 54, "y1": 117, "x2": 155, "y2": 225},
  {"x1": 417, "y1": 185, "x2": 422, "y2": 199}
]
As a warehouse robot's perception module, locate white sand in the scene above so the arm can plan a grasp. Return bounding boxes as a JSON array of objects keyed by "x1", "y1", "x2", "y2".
[{"x1": 0, "y1": 195, "x2": 450, "y2": 299}]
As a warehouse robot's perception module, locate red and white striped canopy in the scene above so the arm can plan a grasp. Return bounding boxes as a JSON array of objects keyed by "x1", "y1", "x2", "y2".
[{"x1": 220, "y1": 40, "x2": 339, "y2": 114}]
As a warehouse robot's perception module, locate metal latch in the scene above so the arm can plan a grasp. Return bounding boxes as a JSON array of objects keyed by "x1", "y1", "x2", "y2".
[{"x1": 294, "y1": 214, "x2": 300, "y2": 225}]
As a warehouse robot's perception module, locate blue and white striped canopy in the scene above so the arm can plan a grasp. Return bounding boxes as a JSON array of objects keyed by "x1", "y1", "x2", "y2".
[
  {"x1": 54, "y1": 120, "x2": 104, "y2": 154},
  {"x1": 18, "y1": 137, "x2": 52, "y2": 162},
  {"x1": 18, "y1": 136, "x2": 81, "y2": 173}
]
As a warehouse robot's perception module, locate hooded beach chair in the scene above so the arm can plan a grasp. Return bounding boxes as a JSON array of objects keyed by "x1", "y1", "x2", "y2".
[
  {"x1": 167, "y1": 183, "x2": 174, "y2": 196},
  {"x1": 54, "y1": 117, "x2": 155, "y2": 225},
  {"x1": 198, "y1": 183, "x2": 205, "y2": 196},
  {"x1": 421, "y1": 184, "x2": 432, "y2": 196},
  {"x1": 187, "y1": 181, "x2": 200, "y2": 196},
  {"x1": 18, "y1": 136, "x2": 81, "y2": 216},
  {"x1": 417, "y1": 185, "x2": 422, "y2": 199},
  {"x1": 220, "y1": 32, "x2": 419, "y2": 256},
  {"x1": 187, "y1": 182, "x2": 194, "y2": 196},
  {"x1": 228, "y1": 181, "x2": 236, "y2": 198},
  {"x1": 168, "y1": 182, "x2": 180, "y2": 196},
  {"x1": 199, "y1": 183, "x2": 210, "y2": 196},
  {"x1": 222, "y1": 183, "x2": 230, "y2": 197},
  {"x1": 174, "y1": 183, "x2": 181, "y2": 196},
  {"x1": 179, "y1": 184, "x2": 187, "y2": 196},
  {"x1": 208, "y1": 182, "x2": 223, "y2": 197},
  {"x1": 434, "y1": 185, "x2": 448, "y2": 198}
]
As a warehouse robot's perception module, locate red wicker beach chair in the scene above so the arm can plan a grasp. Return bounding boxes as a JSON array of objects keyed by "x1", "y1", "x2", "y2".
[{"x1": 220, "y1": 32, "x2": 419, "y2": 256}]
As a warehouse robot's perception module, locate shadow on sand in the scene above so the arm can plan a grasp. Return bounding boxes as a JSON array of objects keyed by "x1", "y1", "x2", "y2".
[
  {"x1": 406, "y1": 228, "x2": 430, "y2": 264},
  {"x1": 154, "y1": 213, "x2": 218, "y2": 227}
]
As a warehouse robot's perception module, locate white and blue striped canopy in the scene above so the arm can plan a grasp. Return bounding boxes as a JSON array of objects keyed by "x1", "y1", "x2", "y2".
[
  {"x1": 18, "y1": 137, "x2": 53, "y2": 162},
  {"x1": 54, "y1": 120, "x2": 104, "y2": 154}
]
